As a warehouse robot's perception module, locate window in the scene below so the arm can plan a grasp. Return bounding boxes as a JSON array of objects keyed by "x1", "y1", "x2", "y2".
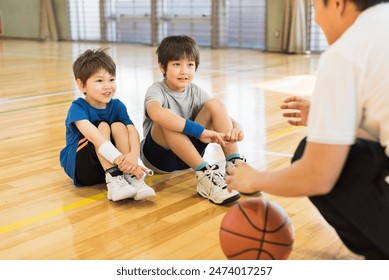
[
  {"x1": 307, "y1": 1, "x2": 328, "y2": 52},
  {"x1": 66, "y1": 0, "x2": 325, "y2": 52}
]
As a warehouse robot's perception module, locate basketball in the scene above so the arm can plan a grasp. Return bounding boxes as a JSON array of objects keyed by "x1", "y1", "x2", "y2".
[{"x1": 219, "y1": 198, "x2": 294, "y2": 260}]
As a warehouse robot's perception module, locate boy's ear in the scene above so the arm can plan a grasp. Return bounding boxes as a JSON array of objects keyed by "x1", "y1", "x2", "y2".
[
  {"x1": 158, "y1": 63, "x2": 166, "y2": 75},
  {"x1": 76, "y1": 78, "x2": 86, "y2": 92}
]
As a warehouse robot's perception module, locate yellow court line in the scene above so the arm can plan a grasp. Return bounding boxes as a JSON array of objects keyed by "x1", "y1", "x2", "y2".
[
  {"x1": 1, "y1": 126, "x2": 303, "y2": 235},
  {"x1": 0, "y1": 192, "x2": 106, "y2": 235},
  {"x1": 268, "y1": 125, "x2": 302, "y2": 139}
]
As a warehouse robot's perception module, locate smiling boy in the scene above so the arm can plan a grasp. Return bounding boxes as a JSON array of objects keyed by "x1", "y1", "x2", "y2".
[
  {"x1": 60, "y1": 48, "x2": 155, "y2": 201},
  {"x1": 140, "y1": 35, "x2": 245, "y2": 205}
]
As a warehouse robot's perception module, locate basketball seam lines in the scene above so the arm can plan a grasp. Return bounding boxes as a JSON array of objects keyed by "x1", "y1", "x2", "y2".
[
  {"x1": 225, "y1": 200, "x2": 292, "y2": 260},
  {"x1": 219, "y1": 227, "x2": 293, "y2": 247}
]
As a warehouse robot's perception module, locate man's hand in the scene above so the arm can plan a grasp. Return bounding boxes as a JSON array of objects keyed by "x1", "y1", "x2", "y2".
[{"x1": 280, "y1": 96, "x2": 310, "y2": 126}]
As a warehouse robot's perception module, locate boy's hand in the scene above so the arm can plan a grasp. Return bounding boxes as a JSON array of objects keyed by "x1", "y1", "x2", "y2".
[
  {"x1": 116, "y1": 153, "x2": 150, "y2": 179},
  {"x1": 117, "y1": 152, "x2": 139, "y2": 174},
  {"x1": 200, "y1": 129, "x2": 226, "y2": 146},
  {"x1": 224, "y1": 127, "x2": 244, "y2": 143},
  {"x1": 131, "y1": 166, "x2": 149, "y2": 179}
]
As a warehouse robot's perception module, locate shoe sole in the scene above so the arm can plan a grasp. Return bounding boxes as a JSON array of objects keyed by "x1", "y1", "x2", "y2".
[
  {"x1": 241, "y1": 191, "x2": 264, "y2": 196},
  {"x1": 111, "y1": 189, "x2": 136, "y2": 201},
  {"x1": 134, "y1": 189, "x2": 156, "y2": 200},
  {"x1": 197, "y1": 190, "x2": 240, "y2": 205}
]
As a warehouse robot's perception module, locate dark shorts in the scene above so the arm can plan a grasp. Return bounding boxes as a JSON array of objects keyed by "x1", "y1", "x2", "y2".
[
  {"x1": 293, "y1": 137, "x2": 389, "y2": 259},
  {"x1": 75, "y1": 139, "x2": 105, "y2": 186},
  {"x1": 142, "y1": 131, "x2": 208, "y2": 172},
  {"x1": 74, "y1": 121, "x2": 115, "y2": 186}
]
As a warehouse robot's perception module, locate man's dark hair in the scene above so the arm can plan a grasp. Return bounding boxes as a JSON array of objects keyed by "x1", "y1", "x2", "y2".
[
  {"x1": 323, "y1": 0, "x2": 389, "y2": 11},
  {"x1": 156, "y1": 35, "x2": 200, "y2": 75},
  {"x1": 73, "y1": 48, "x2": 116, "y2": 86}
]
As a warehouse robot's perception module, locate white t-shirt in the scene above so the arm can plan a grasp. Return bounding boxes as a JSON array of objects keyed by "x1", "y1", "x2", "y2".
[{"x1": 307, "y1": 3, "x2": 389, "y2": 156}]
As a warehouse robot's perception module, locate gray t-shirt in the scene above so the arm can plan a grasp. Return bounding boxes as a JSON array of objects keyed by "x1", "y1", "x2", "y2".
[
  {"x1": 142, "y1": 80, "x2": 211, "y2": 137},
  {"x1": 140, "y1": 80, "x2": 211, "y2": 172}
]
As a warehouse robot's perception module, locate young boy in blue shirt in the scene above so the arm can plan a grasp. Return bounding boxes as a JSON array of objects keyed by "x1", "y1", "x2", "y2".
[{"x1": 60, "y1": 48, "x2": 155, "y2": 201}]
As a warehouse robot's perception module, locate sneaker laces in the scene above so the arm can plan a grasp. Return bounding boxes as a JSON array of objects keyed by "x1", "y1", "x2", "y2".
[
  {"x1": 115, "y1": 175, "x2": 128, "y2": 186},
  {"x1": 204, "y1": 165, "x2": 227, "y2": 190},
  {"x1": 126, "y1": 175, "x2": 146, "y2": 189}
]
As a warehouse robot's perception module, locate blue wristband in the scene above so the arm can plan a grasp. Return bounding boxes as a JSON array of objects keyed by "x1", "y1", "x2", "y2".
[{"x1": 182, "y1": 119, "x2": 205, "y2": 139}]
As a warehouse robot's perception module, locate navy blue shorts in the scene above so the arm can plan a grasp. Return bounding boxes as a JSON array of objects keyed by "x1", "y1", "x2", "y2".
[{"x1": 142, "y1": 131, "x2": 208, "y2": 172}]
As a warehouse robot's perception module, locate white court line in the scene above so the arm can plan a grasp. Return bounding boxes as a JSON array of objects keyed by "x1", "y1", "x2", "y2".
[
  {"x1": 260, "y1": 150, "x2": 293, "y2": 158},
  {"x1": 1, "y1": 51, "x2": 72, "y2": 61},
  {"x1": 0, "y1": 90, "x2": 74, "y2": 104}
]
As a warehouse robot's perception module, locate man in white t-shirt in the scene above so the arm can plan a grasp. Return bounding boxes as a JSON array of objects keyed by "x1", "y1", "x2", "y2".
[{"x1": 227, "y1": 0, "x2": 389, "y2": 259}]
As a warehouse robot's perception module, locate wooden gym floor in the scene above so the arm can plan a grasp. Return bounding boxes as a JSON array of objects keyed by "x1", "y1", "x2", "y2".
[{"x1": 0, "y1": 38, "x2": 362, "y2": 260}]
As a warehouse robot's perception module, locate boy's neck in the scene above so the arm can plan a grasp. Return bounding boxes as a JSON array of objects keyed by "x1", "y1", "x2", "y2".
[{"x1": 163, "y1": 79, "x2": 187, "y2": 93}]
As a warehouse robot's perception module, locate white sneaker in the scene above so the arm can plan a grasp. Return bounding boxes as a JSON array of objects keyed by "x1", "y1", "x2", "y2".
[
  {"x1": 105, "y1": 173, "x2": 136, "y2": 201},
  {"x1": 225, "y1": 156, "x2": 263, "y2": 196},
  {"x1": 196, "y1": 164, "x2": 240, "y2": 205},
  {"x1": 124, "y1": 174, "x2": 156, "y2": 200},
  {"x1": 225, "y1": 155, "x2": 247, "y2": 176}
]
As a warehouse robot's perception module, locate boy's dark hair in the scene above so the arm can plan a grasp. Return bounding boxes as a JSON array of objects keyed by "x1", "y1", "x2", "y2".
[
  {"x1": 323, "y1": 0, "x2": 389, "y2": 10},
  {"x1": 156, "y1": 35, "x2": 200, "y2": 74},
  {"x1": 72, "y1": 48, "x2": 116, "y2": 86}
]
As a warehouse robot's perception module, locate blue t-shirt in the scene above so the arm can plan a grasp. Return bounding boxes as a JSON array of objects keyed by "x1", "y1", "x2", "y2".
[{"x1": 60, "y1": 98, "x2": 133, "y2": 186}]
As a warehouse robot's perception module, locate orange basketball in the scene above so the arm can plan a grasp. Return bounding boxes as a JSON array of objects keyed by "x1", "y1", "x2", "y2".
[{"x1": 219, "y1": 198, "x2": 294, "y2": 260}]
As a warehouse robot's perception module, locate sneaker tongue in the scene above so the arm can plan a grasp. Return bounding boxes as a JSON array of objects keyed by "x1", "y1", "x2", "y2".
[
  {"x1": 208, "y1": 164, "x2": 219, "y2": 171},
  {"x1": 206, "y1": 165, "x2": 226, "y2": 189},
  {"x1": 106, "y1": 167, "x2": 122, "y2": 177}
]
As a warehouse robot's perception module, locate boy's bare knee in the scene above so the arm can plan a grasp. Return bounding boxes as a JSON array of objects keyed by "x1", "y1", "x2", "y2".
[
  {"x1": 111, "y1": 122, "x2": 126, "y2": 130},
  {"x1": 111, "y1": 122, "x2": 127, "y2": 137},
  {"x1": 97, "y1": 121, "x2": 110, "y2": 132},
  {"x1": 204, "y1": 98, "x2": 225, "y2": 112}
]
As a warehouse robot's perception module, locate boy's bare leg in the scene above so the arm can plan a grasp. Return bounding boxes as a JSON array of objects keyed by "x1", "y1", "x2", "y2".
[
  {"x1": 195, "y1": 98, "x2": 239, "y2": 157},
  {"x1": 151, "y1": 123, "x2": 204, "y2": 169},
  {"x1": 96, "y1": 122, "x2": 116, "y2": 171},
  {"x1": 111, "y1": 122, "x2": 130, "y2": 153},
  {"x1": 96, "y1": 122, "x2": 136, "y2": 201}
]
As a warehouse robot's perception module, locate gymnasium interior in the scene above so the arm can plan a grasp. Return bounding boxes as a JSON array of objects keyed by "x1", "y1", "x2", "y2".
[{"x1": 0, "y1": 0, "x2": 363, "y2": 260}]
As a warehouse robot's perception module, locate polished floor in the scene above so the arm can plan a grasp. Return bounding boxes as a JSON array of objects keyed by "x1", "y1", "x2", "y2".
[{"x1": 0, "y1": 38, "x2": 361, "y2": 260}]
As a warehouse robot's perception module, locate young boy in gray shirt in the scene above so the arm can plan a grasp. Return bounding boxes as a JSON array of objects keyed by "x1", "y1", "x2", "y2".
[{"x1": 140, "y1": 35, "x2": 245, "y2": 205}]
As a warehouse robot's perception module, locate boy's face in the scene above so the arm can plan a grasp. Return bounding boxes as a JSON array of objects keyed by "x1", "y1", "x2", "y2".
[
  {"x1": 77, "y1": 68, "x2": 116, "y2": 108},
  {"x1": 160, "y1": 58, "x2": 196, "y2": 92}
]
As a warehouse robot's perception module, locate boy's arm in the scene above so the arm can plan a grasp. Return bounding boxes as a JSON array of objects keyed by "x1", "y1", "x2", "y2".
[
  {"x1": 116, "y1": 124, "x2": 147, "y2": 177},
  {"x1": 146, "y1": 100, "x2": 186, "y2": 132},
  {"x1": 126, "y1": 124, "x2": 141, "y2": 159},
  {"x1": 147, "y1": 100, "x2": 226, "y2": 146},
  {"x1": 75, "y1": 119, "x2": 108, "y2": 148},
  {"x1": 75, "y1": 120, "x2": 121, "y2": 165}
]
